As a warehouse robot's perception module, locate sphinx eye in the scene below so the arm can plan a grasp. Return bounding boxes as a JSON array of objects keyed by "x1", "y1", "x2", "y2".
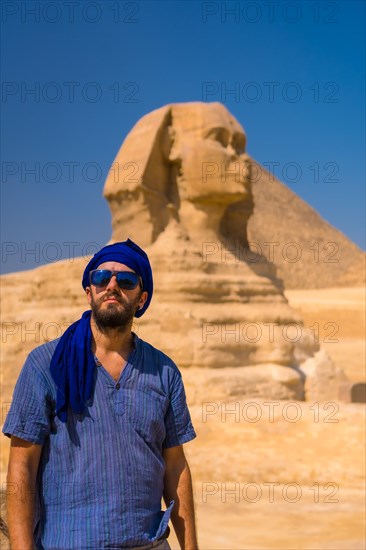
[
  {"x1": 204, "y1": 127, "x2": 230, "y2": 147},
  {"x1": 232, "y1": 133, "x2": 246, "y2": 154}
]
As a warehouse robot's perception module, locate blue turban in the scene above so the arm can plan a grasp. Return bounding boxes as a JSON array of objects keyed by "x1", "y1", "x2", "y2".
[
  {"x1": 50, "y1": 239, "x2": 153, "y2": 422},
  {"x1": 82, "y1": 238, "x2": 153, "y2": 318}
]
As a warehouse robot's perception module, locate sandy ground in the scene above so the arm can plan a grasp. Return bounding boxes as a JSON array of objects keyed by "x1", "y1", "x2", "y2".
[
  {"x1": 166, "y1": 400, "x2": 365, "y2": 550},
  {"x1": 1, "y1": 287, "x2": 365, "y2": 549}
]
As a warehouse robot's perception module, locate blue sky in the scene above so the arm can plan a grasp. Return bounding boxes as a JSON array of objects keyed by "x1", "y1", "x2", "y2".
[{"x1": 1, "y1": 0, "x2": 365, "y2": 273}]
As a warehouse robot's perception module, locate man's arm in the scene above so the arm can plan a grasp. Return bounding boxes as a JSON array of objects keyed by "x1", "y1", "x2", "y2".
[
  {"x1": 6, "y1": 436, "x2": 43, "y2": 550},
  {"x1": 162, "y1": 445, "x2": 198, "y2": 550}
]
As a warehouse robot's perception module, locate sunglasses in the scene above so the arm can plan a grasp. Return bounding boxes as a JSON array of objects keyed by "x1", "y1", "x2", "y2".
[{"x1": 89, "y1": 270, "x2": 141, "y2": 290}]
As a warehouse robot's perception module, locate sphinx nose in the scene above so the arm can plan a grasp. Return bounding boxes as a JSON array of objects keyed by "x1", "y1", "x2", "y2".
[{"x1": 226, "y1": 143, "x2": 238, "y2": 160}]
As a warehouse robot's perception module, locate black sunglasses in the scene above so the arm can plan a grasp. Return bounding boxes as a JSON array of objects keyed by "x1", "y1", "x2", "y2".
[{"x1": 89, "y1": 270, "x2": 141, "y2": 290}]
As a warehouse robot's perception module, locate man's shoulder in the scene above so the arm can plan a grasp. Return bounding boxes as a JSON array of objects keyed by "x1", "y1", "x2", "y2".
[
  {"x1": 14, "y1": 338, "x2": 61, "y2": 393},
  {"x1": 135, "y1": 334, "x2": 179, "y2": 372},
  {"x1": 26, "y1": 337, "x2": 61, "y2": 368}
]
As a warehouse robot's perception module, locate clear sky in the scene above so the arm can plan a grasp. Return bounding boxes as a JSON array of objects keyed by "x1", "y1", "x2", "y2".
[{"x1": 1, "y1": 0, "x2": 365, "y2": 274}]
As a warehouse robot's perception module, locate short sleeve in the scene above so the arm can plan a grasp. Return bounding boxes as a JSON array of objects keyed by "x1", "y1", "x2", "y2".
[
  {"x1": 163, "y1": 368, "x2": 196, "y2": 449},
  {"x1": 2, "y1": 353, "x2": 53, "y2": 445}
]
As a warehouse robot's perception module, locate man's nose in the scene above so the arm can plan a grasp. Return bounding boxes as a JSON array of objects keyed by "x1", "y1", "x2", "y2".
[{"x1": 105, "y1": 274, "x2": 119, "y2": 291}]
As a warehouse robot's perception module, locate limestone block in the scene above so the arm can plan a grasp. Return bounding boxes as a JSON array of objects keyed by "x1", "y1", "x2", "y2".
[{"x1": 299, "y1": 349, "x2": 348, "y2": 402}]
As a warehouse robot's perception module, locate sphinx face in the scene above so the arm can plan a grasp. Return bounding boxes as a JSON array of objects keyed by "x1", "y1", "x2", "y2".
[
  {"x1": 103, "y1": 102, "x2": 253, "y2": 246},
  {"x1": 170, "y1": 103, "x2": 252, "y2": 207}
]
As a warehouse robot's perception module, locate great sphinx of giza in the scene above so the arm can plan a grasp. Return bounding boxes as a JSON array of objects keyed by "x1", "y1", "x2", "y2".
[
  {"x1": 103, "y1": 102, "x2": 346, "y2": 400},
  {"x1": 0, "y1": 102, "x2": 349, "y2": 409}
]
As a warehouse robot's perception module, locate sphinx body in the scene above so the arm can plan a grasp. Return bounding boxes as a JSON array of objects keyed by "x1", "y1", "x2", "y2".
[{"x1": 102, "y1": 102, "x2": 347, "y2": 400}]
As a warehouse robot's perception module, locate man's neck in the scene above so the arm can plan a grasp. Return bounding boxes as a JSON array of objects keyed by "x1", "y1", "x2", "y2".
[{"x1": 90, "y1": 317, "x2": 134, "y2": 356}]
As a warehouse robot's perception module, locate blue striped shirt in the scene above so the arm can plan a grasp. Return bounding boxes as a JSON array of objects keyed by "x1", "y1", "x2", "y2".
[{"x1": 2, "y1": 333, "x2": 196, "y2": 549}]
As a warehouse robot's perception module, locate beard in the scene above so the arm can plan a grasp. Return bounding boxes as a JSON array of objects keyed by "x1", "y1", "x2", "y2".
[{"x1": 90, "y1": 289, "x2": 141, "y2": 333}]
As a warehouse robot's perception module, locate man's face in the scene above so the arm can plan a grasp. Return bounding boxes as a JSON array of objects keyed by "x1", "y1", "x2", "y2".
[{"x1": 85, "y1": 261, "x2": 147, "y2": 331}]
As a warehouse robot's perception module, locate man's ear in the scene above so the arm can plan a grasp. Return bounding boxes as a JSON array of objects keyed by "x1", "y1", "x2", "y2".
[
  {"x1": 138, "y1": 291, "x2": 148, "y2": 310},
  {"x1": 85, "y1": 287, "x2": 92, "y2": 305}
]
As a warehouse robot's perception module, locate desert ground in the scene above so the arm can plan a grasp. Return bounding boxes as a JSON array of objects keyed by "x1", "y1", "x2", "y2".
[{"x1": 1, "y1": 286, "x2": 365, "y2": 550}]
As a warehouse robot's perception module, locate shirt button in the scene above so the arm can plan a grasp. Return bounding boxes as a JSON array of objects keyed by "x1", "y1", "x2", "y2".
[{"x1": 116, "y1": 383, "x2": 121, "y2": 390}]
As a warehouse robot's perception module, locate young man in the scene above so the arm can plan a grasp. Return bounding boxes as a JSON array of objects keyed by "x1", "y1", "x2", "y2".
[{"x1": 3, "y1": 239, "x2": 198, "y2": 550}]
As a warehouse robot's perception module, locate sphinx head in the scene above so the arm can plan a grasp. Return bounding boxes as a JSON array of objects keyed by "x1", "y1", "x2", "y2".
[{"x1": 103, "y1": 102, "x2": 253, "y2": 247}]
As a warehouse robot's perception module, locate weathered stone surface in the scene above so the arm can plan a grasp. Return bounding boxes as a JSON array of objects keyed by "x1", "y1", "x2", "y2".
[
  {"x1": 102, "y1": 102, "x2": 347, "y2": 398},
  {"x1": 191, "y1": 364, "x2": 305, "y2": 402},
  {"x1": 351, "y1": 383, "x2": 366, "y2": 403},
  {"x1": 299, "y1": 349, "x2": 348, "y2": 402}
]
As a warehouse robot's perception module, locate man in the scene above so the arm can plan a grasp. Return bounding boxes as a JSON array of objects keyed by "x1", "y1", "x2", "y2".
[{"x1": 3, "y1": 239, "x2": 198, "y2": 550}]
